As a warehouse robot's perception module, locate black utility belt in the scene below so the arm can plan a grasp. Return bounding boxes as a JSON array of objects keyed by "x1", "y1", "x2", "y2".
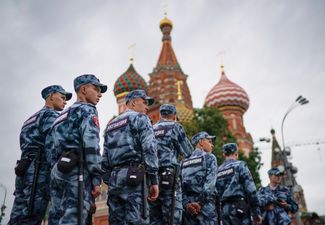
[
  {"x1": 159, "y1": 167, "x2": 176, "y2": 189},
  {"x1": 113, "y1": 162, "x2": 143, "y2": 169},
  {"x1": 57, "y1": 151, "x2": 79, "y2": 174},
  {"x1": 126, "y1": 164, "x2": 145, "y2": 187},
  {"x1": 221, "y1": 197, "x2": 249, "y2": 218},
  {"x1": 221, "y1": 197, "x2": 246, "y2": 204},
  {"x1": 14, "y1": 151, "x2": 41, "y2": 177}
]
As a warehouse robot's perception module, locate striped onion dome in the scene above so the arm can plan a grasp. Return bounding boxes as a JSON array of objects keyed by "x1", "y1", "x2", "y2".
[
  {"x1": 113, "y1": 63, "x2": 148, "y2": 96},
  {"x1": 204, "y1": 65, "x2": 249, "y2": 112}
]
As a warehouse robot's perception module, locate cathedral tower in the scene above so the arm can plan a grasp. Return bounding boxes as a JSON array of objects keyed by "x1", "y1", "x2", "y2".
[{"x1": 147, "y1": 15, "x2": 193, "y2": 124}]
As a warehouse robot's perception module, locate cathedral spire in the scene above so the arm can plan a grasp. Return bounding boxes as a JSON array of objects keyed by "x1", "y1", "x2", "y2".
[
  {"x1": 147, "y1": 16, "x2": 193, "y2": 124},
  {"x1": 157, "y1": 15, "x2": 178, "y2": 67}
]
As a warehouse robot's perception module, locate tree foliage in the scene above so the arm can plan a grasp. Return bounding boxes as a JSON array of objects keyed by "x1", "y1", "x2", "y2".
[{"x1": 183, "y1": 107, "x2": 262, "y2": 187}]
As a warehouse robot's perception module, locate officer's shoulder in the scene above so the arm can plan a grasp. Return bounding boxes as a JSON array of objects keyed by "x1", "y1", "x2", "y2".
[
  {"x1": 279, "y1": 185, "x2": 290, "y2": 192},
  {"x1": 43, "y1": 108, "x2": 59, "y2": 117},
  {"x1": 77, "y1": 102, "x2": 97, "y2": 114},
  {"x1": 205, "y1": 152, "x2": 217, "y2": 161},
  {"x1": 173, "y1": 121, "x2": 184, "y2": 130},
  {"x1": 134, "y1": 111, "x2": 150, "y2": 121},
  {"x1": 237, "y1": 160, "x2": 247, "y2": 167}
]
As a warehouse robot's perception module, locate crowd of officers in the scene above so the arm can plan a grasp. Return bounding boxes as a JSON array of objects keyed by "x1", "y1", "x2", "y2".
[{"x1": 8, "y1": 74, "x2": 299, "y2": 225}]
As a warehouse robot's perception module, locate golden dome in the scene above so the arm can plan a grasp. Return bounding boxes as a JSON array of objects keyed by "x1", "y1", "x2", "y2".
[{"x1": 159, "y1": 16, "x2": 173, "y2": 29}]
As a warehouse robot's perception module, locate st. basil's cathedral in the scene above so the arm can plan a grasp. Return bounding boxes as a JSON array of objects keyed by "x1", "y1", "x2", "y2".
[
  {"x1": 92, "y1": 15, "x2": 256, "y2": 225},
  {"x1": 113, "y1": 15, "x2": 253, "y2": 154}
]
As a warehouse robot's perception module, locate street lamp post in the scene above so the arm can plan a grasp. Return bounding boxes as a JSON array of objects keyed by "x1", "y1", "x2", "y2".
[
  {"x1": 0, "y1": 183, "x2": 7, "y2": 225},
  {"x1": 280, "y1": 95, "x2": 309, "y2": 225},
  {"x1": 281, "y1": 95, "x2": 309, "y2": 150}
]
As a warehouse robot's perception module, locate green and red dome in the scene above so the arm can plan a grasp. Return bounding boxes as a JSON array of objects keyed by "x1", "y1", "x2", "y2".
[{"x1": 113, "y1": 64, "x2": 148, "y2": 96}]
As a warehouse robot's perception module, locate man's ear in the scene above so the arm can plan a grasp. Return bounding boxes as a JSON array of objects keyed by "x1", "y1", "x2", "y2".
[
  {"x1": 131, "y1": 99, "x2": 136, "y2": 107},
  {"x1": 48, "y1": 93, "x2": 54, "y2": 101},
  {"x1": 198, "y1": 139, "x2": 204, "y2": 147},
  {"x1": 80, "y1": 85, "x2": 87, "y2": 95}
]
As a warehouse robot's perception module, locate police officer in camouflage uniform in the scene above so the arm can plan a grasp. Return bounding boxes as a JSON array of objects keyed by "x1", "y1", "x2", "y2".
[
  {"x1": 8, "y1": 85, "x2": 72, "y2": 225},
  {"x1": 258, "y1": 167, "x2": 298, "y2": 225},
  {"x1": 181, "y1": 131, "x2": 218, "y2": 225},
  {"x1": 149, "y1": 104, "x2": 193, "y2": 225},
  {"x1": 47, "y1": 74, "x2": 107, "y2": 225},
  {"x1": 102, "y1": 89, "x2": 159, "y2": 225},
  {"x1": 216, "y1": 143, "x2": 262, "y2": 225}
]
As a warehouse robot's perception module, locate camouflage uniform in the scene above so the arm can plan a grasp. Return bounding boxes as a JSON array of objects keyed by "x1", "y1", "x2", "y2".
[
  {"x1": 8, "y1": 85, "x2": 71, "y2": 225},
  {"x1": 102, "y1": 90, "x2": 158, "y2": 225},
  {"x1": 149, "y1": 104, "x2": 193, "y2": 225},
  {"x1": 258, "y1": 168, "x2": 298, "y2": 225},
  {"x1": 47, "y1": 75, "x2": 106, "y2": 225},
  {"x1": 216, "y1": 143, "x2": 261, "y2": 225},
  {"x1": 181, "y1": 132, "x2": 218, "y2": 225}
]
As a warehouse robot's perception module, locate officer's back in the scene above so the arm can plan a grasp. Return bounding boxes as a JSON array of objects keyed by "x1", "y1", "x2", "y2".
[{"x1": 217, "y1": 143, "x2": 262, "y2": 225}]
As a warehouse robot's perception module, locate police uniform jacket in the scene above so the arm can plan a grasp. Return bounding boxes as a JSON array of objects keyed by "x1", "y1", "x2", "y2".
[
  {"x1": 102, "y1": 108, "x2": 158, "y2": 185},
  {"x1": 258, "y1": 185, "x2": 299, "y2": 213},
  {"x1": 153, "y1": 119, "x2": 193, "y2": 168},
  {"x1": 181, "y1": 149, "x2": 217, "y2": 205},
  {"x1": 47, "y1": 101, "x2": 103, "y2": 187},
  {"x1": 20, "y1": 106, "x2": 59, "y2": 160},
  {"x1": 216, "y1": 158, "x2": 260, "y2": 217}
]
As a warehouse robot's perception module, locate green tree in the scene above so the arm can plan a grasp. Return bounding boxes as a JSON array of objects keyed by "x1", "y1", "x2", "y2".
[{"x1": 183, "y1": 107, "x2": 262, "y2": 187}]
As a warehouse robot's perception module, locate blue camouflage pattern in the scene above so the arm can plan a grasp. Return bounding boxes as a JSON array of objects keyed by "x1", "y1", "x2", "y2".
[
  {"x1": 258, "y1": 185, "x2": 298, "y2": 225},
  {"x1": 102, "y1": 108, "x2": 158, "y2": 225},
  {"x1": 181, "y1": 149, "x2": 218, "y2": 225},
  {"x1": 74, "y1": 74, "x2": 107, "y2": 93},
  {"x1": 216, "y1": 159, "x2": 261, "y2": 225},
  {"x1": 222, "y1": 143, "x2": 238, "y2": 155},
  {"x1": 46, "y1": 101, "x2": 103, "y2": 225},
  {"x1": 125, "y1": 89, "x2": 154, "y2": 106},
  {"x1": 149, "y1": 119, "x2": 193, "y2": 225},
  {"x1": 267, "y1": 167, "x2": 283, "y2": 176},
  {"x1": 159, "y1": 104, "x2": 177, "y2": 115},
  {"x1": 8, "y1": 107, "x2": 60, "y2": 225},
  {"x1": 191, "y1": 131, "x2": 216, "y2": 146},
  {"x1": 41, "y1": 85, "x2": 72, "y2": 100}
]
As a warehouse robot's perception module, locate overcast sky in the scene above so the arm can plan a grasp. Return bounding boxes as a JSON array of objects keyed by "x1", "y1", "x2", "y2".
[{"x1": 1, "y1": 0, "x2": 325, "y2": 222}]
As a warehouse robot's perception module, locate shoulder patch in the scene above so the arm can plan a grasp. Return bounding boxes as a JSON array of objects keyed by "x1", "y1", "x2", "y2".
[
  {"x1": 217, "y1": 167, "x2": 235, "y2": 178},
  {"x1": 22, "y1": 114, "x2": 39, "y2": 128},
  {"x1": 182, "y1": 157, "x2": 203, "y2": 168},
  {"x1": 53, "y1": 111, "x2": 69, "y2": 126},
  {"x1": 106, "y1": 117, "x2": 129, "y2": 132},
  {"x1": 93, "y1": 115, "x2": 99, "y2": 128}
]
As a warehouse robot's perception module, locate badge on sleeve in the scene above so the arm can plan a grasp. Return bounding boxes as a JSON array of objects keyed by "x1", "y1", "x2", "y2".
[{"x1": 93, "y1": 116, "x2": 99, "y2": 128}]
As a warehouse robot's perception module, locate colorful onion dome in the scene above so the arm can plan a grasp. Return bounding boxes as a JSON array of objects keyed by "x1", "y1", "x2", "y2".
[
  {"x1": 204, "y1": 65, "x2": 249, "y2": 112},
  {"x1": 159, "y1": 16, "x2": 173, "y2": 29},
  {"x1": 113, "y1": 63, "x2": 148, "y2": 96},
  {"x1": 176, "y1": 103, "x2": 194, "y2": 124}
]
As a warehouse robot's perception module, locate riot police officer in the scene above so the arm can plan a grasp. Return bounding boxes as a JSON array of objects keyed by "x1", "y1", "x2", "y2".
[
  {"x1": 8, "y1": 85, "x2": 72, "y2": 225},
  {"x1": 47, "y1": 74, "x2": 107, "y2": 225},
  {"x1": 102, "y1": 89, "x2": 159, "y2": 225},
  {"x1": 181, "y1": 131, "x2": 218, "y2": 225},
  {"x1": 149, "y1": 104, "x2": 193, "y2": 225},
  {"x1": 258, "y1": 167, "x2": 299, "y2": 225},
  {"x1": 216, "y1": 143, "x2": 262, "y2": 225}
]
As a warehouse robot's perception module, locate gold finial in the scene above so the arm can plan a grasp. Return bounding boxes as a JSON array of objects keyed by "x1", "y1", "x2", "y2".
[
  {"x1": 160, "y1": 2, "x2": 173, "y2": 28},
  {"x1": 128, "y1": 43, "x2": 136, "y2": 64},
  {"x1": 221, "y1": 64, "x2": 225, "y2": 73},
  {"x1": 163, "y1": 3, "x2": 168, "y2": 16},
  {"x1": 176, "y1": 80, "x2": 183, "y2": 101},
  {"x1": 217, "y1": 50, "x2": 226, "y2": 73}
]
